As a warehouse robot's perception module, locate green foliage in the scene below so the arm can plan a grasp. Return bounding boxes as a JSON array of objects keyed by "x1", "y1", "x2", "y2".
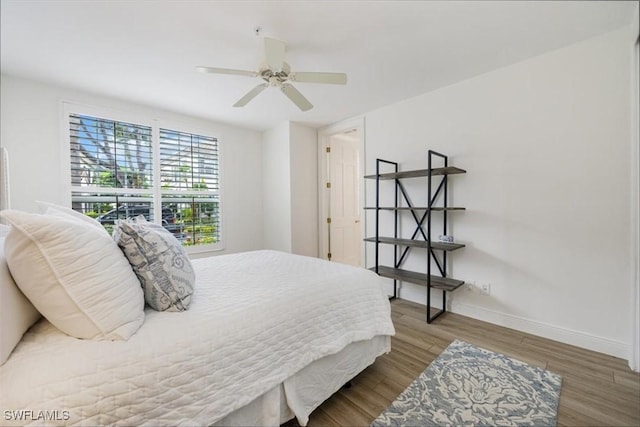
[
  {"x1": 182, "y1": 236, "x2": 216, "y2": 246},
  {"x1": 193, "y1": 179, "x2": 207, "y2": 190},
  {"x1": 199, "y1": 225, "x2": 216, "y2": 234},
  {"x1": 180, "y1": 215, "x2": 217, "y2": 247},
  {"x1": 98, "y1": 171, "x2": 116, "y2": 187},
  {"x1": 96, "y1": 203, "x2": 114, "y2": 214},
  {"x1": 126, "y1": 171, "x2": 149, "y2": 189},
  {"x1": 96, "y1": 169, "x2": 148, "y2": 189},
  {"x1": 181, "y1": 208, "x2": 193, "y2": 221}
]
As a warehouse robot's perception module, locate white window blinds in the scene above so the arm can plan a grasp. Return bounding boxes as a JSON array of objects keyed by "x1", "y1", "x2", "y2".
[
  {"x1": 69, "y1": 114, "x2": 153, "y2": 190},
  {"x1": 159, "y1": 129, "x2": 220, "y2": 245},
  {"x1": 67, "y1": 112, "x2": 221, "y2": 248}
]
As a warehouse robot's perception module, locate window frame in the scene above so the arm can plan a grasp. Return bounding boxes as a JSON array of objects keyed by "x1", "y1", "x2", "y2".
[{"x1": 61, "y1": 101, "x2": 225, "y2": 254}]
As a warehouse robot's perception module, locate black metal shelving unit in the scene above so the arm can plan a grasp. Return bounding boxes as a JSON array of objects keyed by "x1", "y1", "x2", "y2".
[{"x1": 364, "y1": 150, "x2": 466, "y2": 323}]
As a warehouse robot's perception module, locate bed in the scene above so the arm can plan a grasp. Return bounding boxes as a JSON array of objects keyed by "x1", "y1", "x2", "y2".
[{"x1": 0, "y1": 215, "x2": 394, "y2": 427}]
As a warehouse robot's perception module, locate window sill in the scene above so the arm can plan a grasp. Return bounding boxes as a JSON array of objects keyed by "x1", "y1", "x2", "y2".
[{"x1": 185, "y1": 243, "x2": 225, "y2": 258}]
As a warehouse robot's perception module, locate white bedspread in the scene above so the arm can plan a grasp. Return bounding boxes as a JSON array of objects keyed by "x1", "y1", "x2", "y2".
[{"x1": 0, "y1": 250, "x2": 394, "y2": 426}]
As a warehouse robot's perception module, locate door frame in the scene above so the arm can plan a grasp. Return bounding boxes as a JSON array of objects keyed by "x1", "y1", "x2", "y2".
[
  {"x1": 629, "y1": 12, "x2": 640, "y2": 372},
  {"x1": 317, "y1": 116, "x2": 366, "y2": 266}
]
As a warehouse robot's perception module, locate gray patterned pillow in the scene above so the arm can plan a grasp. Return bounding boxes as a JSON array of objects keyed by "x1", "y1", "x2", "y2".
[{"x1": 113, "y1": 216, "x2": 194, "y2": 311}]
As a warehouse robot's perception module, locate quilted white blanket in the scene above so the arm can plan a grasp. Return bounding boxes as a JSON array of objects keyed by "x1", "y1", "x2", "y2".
[{"x1": 0, "y1": 250, "x2": 394, "y2": 426}]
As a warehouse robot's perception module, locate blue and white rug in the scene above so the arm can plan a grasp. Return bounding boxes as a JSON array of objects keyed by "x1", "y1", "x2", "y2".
[{"x1": 371, "y1": 340, "x2": 562, "y2": 427}]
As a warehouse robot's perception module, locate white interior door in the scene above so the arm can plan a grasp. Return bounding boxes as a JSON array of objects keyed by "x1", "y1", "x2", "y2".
[{"x1": 329, "y1": 134, "x2": 361, "y2": 266}]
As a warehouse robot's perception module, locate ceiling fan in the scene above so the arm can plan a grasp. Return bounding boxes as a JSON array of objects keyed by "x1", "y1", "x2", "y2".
[{"x1": 196, "y1": 37, "x2": 347, "y2": 112}]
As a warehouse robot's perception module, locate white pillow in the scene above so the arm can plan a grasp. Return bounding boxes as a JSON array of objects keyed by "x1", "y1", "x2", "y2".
[
  {"x1": 0, "y1": 223, "x2": 8, "y2": 237},
  {"x1": 113, "y1": 216, "x2": 195, "y2": 311},
  {"x1": 0, "y1": 210, "x2": 144, "y2": 340},
  {"x1": 0, "y1": 228, "x2": 41, "y2": 365},
  {"x1": 36, "y1": 200, "x2": 107, "y2": 233}
]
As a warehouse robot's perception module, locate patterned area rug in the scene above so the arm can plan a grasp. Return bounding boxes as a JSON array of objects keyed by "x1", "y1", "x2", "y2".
[{"x1": 371, "y1": 340, "x2": 562, "y2": 427}]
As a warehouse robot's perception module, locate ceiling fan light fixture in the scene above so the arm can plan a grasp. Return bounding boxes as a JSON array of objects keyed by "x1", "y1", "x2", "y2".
[{"x1": 196, "y1": 37, "x2": 347, "y2": 111}]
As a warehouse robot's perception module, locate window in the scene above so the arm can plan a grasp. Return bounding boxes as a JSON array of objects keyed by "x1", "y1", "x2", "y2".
[
  {"x1": 67, "y1": 110, "x2": 221, "y2": 249},
  {"x1": 159, "y1": 128, "x2": 220, "y2": 246}
]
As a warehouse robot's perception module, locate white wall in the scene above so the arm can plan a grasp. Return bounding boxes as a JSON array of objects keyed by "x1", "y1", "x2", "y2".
[
  {"x1": 262, "y1": 122, "x2": 292, "y2": 252},
  {"x1": 364, "y1": 27, "x2": 633, "y2": 358},
  {"x1": 262, "y1": 121, "x2": 318, "y2": 256},
  {"x1": 0, "y1": 74, "x2": 264, "y2": 256},
  {"x1": 290, "y1": 122, "x2": 318, "y2": 257}
]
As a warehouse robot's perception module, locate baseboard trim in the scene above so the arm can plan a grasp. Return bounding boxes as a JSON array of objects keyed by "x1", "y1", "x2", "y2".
[
  {"x1": 388, "y1": 282, "x2": 629, "y2": 359},
  {"x1": 448, "y1": 301, "x2": 629, "y2": 359}
]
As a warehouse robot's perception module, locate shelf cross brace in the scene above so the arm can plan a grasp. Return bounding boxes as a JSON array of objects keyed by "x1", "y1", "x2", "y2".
[{"x1": 396, "y1": 177, "x2": 447, "y2": 268}]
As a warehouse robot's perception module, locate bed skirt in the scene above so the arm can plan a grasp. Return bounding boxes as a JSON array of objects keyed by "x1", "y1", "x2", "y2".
[{"x1": 215, "y1": 335, "x2": 390, "y2": 426}]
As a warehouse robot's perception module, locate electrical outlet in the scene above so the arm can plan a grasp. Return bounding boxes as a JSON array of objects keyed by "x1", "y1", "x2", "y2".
[
  {"x1": 466, "y1": 281, "x2": 474, "y2": 292},
  {"x1": 480, "y1": 283, "x2": 491, "y2": 295}
]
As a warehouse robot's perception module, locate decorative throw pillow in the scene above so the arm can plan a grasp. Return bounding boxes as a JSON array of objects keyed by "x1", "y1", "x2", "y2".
[
  {"x1": 113, "y1": 216, "x2": 195, "y2": 312},
  {"x1": 0, "y1": 210, "x2": 145, "y2": 340},
  {"x1": 0, "y1": 227, "x2": 41, "y2": 364}
]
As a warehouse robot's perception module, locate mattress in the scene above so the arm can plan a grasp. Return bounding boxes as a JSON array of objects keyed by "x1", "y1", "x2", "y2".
[{"x1": 0, "y1": 250, "x2": 394, "y2": 426}]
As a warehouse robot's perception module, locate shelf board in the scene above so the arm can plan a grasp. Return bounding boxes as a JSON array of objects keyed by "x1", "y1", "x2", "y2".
[
  {"x1": 364, "y1": 207, "x2": 465, "y2": 211},
  {"x1": 369, "y1": 266, "x2": 465, "y2": 292},
  {"x1": 364, "y1": 166, "x2": 466, "y2": 180},
  {"x1": 364, "y1": 236, "x2": 465, "y2": 251}
]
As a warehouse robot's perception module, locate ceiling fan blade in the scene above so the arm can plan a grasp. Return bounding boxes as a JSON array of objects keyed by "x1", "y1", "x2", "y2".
[
  {"x1": 281, "y1": 83, "x2": 313, "y2": 111},
  {"x1": 233, "y1": 83, "x2": 268, "y2": 107},
  {"x1": 264, "y1": 37, "x2": 286, "y2": 72},
  {"x1": 196, "y1": 66, "x2": 257, "y2": 77},
  {"x1": 291, "y1": 72, "x2": 347, "y2": 85}
]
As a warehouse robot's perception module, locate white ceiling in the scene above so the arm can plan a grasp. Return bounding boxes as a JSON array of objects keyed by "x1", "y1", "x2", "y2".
[{"x1": 1, "y1": 1, "x2": 635, "y2": 131}]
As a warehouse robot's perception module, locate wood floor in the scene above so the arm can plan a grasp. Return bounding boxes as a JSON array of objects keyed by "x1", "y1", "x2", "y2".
[{"x1": 290, "y1": 299, "x2": 640, "y2": 427}]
